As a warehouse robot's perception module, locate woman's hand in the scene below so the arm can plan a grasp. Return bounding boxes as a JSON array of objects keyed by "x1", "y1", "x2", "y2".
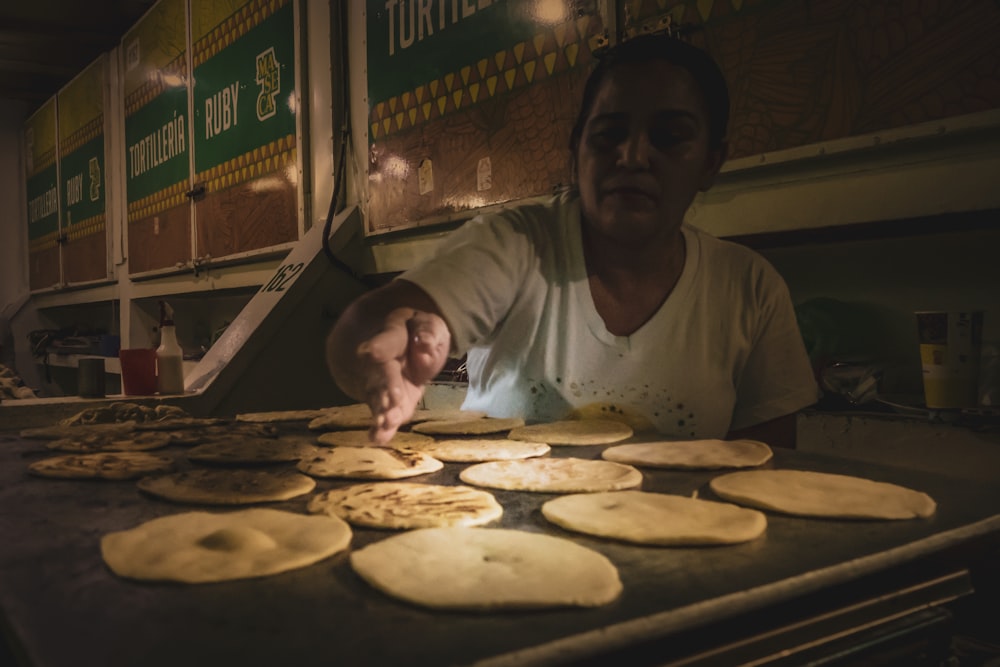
[
  {"x1": 326, "y1": 280, "x2": 451, "y2": 445},
  {"x1": 356, "y1": 308, "x2": 450, "y2": 444}
]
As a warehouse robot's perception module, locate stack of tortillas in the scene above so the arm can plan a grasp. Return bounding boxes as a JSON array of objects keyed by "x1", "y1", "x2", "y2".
[
  {"x1": 602, "y1": 439, "x2": 772, "y2": 469},
  {"x1": 101, "y1": 508, "x2": 352, "y2": 583},
  {"x1": 309, "y1": 482, "x2": 503, "y2": 529},
  {"x1": 542, "y1": 491, "x2": 766, "y2": 545},
  {"x1": 709, "y1": 470, "x2": 937, "y2": 519},
  {"x1": 350, "y1": 527, "x2": 622, "y2": 610}
]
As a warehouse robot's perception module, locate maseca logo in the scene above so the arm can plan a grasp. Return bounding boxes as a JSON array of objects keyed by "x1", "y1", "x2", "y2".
[{"x1": 255, "y1": 47, "x2": 281, "y2": 121}]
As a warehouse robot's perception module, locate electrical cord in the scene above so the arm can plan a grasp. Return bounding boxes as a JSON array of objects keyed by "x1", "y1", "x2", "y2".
[{"x1": 319, "y1": 1, "x2": 377, "y2": 289}]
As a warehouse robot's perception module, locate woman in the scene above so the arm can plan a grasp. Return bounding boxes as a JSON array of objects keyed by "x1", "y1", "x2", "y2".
[{"x1": 327, "y1": 34, "x2": 819, "y2": 447}]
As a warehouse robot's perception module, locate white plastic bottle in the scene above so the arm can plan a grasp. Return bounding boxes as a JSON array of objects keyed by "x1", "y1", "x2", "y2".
[{"x1": 156, "y1": 300, "x2": 185, "y2": 395}]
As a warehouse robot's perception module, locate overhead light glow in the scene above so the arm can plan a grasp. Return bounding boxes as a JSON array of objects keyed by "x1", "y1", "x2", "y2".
[{"x1": 532, "y1": 0, "x2": 567, "y2": 24}]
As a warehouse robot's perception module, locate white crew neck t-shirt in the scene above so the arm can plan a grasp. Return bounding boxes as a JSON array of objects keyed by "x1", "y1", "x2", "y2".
[{"x1": 402, "y1": 191, "x2": 819, "y2": 438}]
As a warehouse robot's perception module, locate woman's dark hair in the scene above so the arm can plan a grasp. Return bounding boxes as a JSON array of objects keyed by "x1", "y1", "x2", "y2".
[{"x1": 569, "y1": 34, "x2": 731, "y2": 153}]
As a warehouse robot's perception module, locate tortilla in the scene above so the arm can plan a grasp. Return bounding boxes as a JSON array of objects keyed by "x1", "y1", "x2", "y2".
[
  {"x1": 297, "y1": 447, "x2": 443, "y2": 480},
  {"x1": 20, "y1": 422, "x2": 137, "y2": 440},
  {"x1": 567, "y1": 403, "x2": 657, "y2": 433},
  {"x1": 410, "y1": 417, "x2": 525, "y2": 436},
  {"x1": 186, "y1": 437, "x2": 316, "y2": 464},
  {"x1": 28, "y1": 452, "x2": 175, "y2": 480},
  {"x1": 101, "y1": 508, "x2": 351, "y2": 583},
  {"x1": 542, "y1": 490, "x2": 767, "y2": 545},
  {"x1": 398, "y1": 438, "x2": 551, "y2": 463},
  {"x1": 709, "y1": 469, "x2": 937, "y2": 519},
  {"x1": 307, "y1": 403, "x2": 377, "y2": 431},
  {"x1": 315, "y1": 430, "x2": 435, "y2": 449},
  {"x1": 133, "y1": 417, "x2": 230, "y2": 431},
  {"x1": 236, "y1": 408, "x2": 331, "y2": 423},
  {"x1": 137, "y1": 469, "x2": 316, "y2": 505},
  {"x1": 408, "y1": 408, "x2": 487, "y2": 423},
  {"x1": 350, "y1": 527, "x2": 622, "y2": 610},
  {"x1": 308, "y1": 482, "x2": 503, "y2": 529},
  {"x1": 460, "y1": 457, "x2": 643, "y2": 493},
  {"x1": 46, "y1": 431, "x2": 172, "y2": 453},
  {"x1": 602, "y1": 439, "x2": 773, "y2": 469},
  {"x1": 60, "y1": 402, "x2": 189, "y2": 425},
  {"x1": 161, "y1": 423, "x2": 280, "y2": 446},
  {"x1": 508, "y1": 419, "x2": 633, "y2": 446}
]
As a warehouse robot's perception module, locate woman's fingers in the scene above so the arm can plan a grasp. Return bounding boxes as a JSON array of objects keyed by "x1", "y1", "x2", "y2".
[{"x1": 356, "y1": 308, "x2": 445, "y2": 445}]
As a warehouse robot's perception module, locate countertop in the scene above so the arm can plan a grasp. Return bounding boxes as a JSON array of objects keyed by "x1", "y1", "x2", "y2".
[{"x1": 1, "y1": 427, "x2": 999, "y2": 667}]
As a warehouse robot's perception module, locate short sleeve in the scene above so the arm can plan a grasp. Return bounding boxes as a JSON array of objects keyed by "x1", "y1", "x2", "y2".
[
  {"x1": 401, "y1": 212, "x2": 536, "y2": 356},
  {"x1": 729, "y1": 265, "x2": 821, "y2": 431}
]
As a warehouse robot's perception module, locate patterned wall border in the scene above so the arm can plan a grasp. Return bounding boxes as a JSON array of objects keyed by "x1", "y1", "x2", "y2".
[
  {"x1": 127, "y1": 180, "x2": 188, "y2": 223},
  {"x1": 368, "y1": 14, "x2": 603, "y2": 141},
  {"x1": 61, "y1": 116, "x2": 104, "y2": 156},
  {"x1": 192, "y1": 0, "x2": 289, "y2": 67},
  {"x1": 195, "y1": 133, "x2": 296, "y2": 194}
]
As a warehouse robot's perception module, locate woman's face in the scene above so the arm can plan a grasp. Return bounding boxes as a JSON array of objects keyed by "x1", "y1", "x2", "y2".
[{"x1": 575, "y1": 60, "x2": 725, "y2": 245}]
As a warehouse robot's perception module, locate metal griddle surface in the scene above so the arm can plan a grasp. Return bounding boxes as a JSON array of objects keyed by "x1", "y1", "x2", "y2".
[{"x1": 1, "y1": 425, "x2": 998, "y2": 667}]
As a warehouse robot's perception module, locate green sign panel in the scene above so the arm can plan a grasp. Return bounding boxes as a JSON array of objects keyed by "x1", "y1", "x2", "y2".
[
  {"x1": 61, "y1": 136, "x2": 105, "y2": 227},
  {"x1": 27, "y1": 165, "x2": 59, "y2": 240},
  {"x1": 124, "y1": 89, "x2": 190, "y2": 203},
  {"x1": 193, "y1": 2, "x2": 296, "y2": 172},
  {"x1": 366, "y1": 0, "x2": 539, "y2": 104}
]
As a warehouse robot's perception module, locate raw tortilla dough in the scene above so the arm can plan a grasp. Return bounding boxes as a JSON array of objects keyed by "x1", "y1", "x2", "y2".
[
  {"x1": 396, "y1": 437, "x2": 550, "y2": 463},
  {"x1": 297, "y1": 447, "x2": 443, "y2": 479},
  {"x1": 101, "y1": 508, "x2": 351, "y2": 583},
  {"x1": 137, "y1": 469, "x2": 316, "y2": 505},
  {"x1": 315, "y1": 430, "x2": 434, "y2": 449},
  {"x1": 411, "y1": 417, "x2": 525, "y2": 436},
  {"x1": 602, "y1": 439, "x2": 772, "y2": 469},
  {"x1": 542, "y1": 490, "x2": 767, "y2": 545},
  {"x1": 308, "y1": 482, "x2": 502, "y2": 529},
  {"x1": 508, "y1": 419, "x2": 633, "y2": 446},
  {"x1": 459, "y1": 457, "x2": 642, "y2": 493},
  {"x1": 28, "y1": 452, "x2": 175, "y2": 480},
  {"x1": 350, "y1": 527, "x2": 622, "y2": 610},
  {"x1": 709, "y1": 469, "x2": 937, "y2": 519}
]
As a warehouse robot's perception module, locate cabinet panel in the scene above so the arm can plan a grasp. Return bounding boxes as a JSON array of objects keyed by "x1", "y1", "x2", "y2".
[
  {"x1": 623, "y1": 0, "x2": 1000, "y2": 160},
  {"x1": 362, "y1": 0, "x2": 606, "y2": 235},
  {"x1": 59, "y1": 56, "x2": 110, "y2": 285},
  {"x1": 191, "y1": 0, "x2": 299, "y2": 260},
  {"x1": 122, "y1": 0, "x2": 193, "y2": 275},
  {"x1": 24, "y1": 99, "x2": 61, "y2": 291}
]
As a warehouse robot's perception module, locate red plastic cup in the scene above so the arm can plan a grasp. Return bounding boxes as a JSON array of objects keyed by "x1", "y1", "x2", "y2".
[{"x1": 118, "y1": 348, "x2": 158, "y2": 396}]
